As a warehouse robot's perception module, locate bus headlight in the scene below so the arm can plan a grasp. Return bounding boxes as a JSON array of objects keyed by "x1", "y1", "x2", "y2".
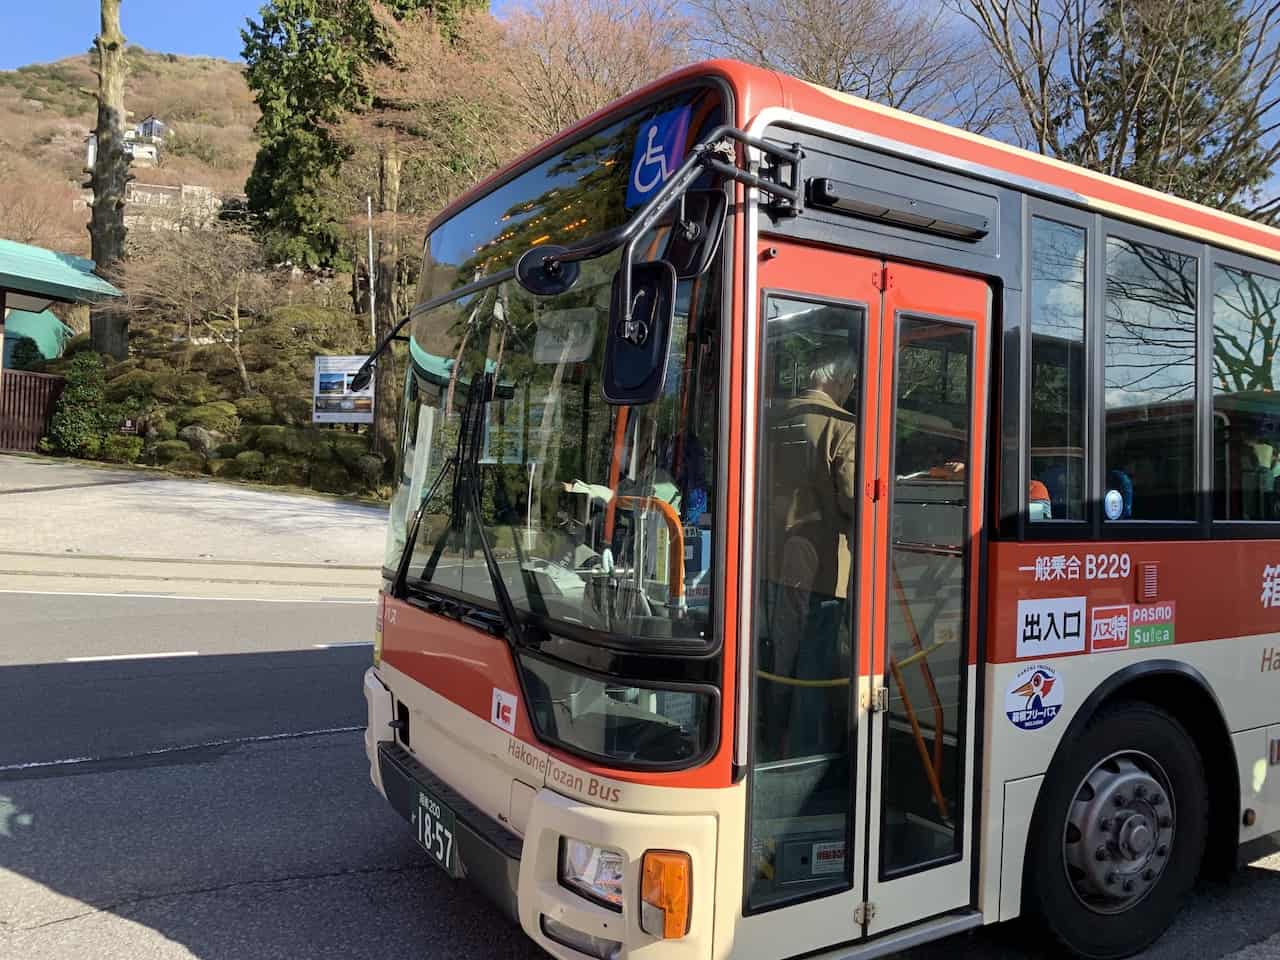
[
  {"x1": 640, "y1": 850, "x2": 691, "y2": 939},
  {"x1": 559, "y1": 837, "x2": 624, "y2": 910}
]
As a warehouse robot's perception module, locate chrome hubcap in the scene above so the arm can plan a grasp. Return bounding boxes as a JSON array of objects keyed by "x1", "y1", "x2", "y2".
[{"x1": 1062, "y1": 751, "x2": 1174, "y2": 914}]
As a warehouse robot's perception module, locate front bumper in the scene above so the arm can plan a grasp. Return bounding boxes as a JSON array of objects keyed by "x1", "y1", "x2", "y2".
[{"x1": 377, "y1": 741, "x2": 524, "y2": 924}]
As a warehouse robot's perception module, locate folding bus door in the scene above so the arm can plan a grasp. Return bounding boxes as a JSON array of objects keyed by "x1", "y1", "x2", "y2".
[{"x1": 862, "y1": 262, "x2": 989, "y2": 934}]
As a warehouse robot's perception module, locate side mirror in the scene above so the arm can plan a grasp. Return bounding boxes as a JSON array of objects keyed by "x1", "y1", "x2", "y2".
[
  {"x1": 602, "y1": 260, "x2": 677, "y2": 405},
  {"x1": 661, "y1": 189, "x2": 728, "y2": 280}
]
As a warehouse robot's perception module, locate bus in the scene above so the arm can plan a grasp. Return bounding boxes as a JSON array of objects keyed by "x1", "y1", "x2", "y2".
[{"x1": 361, "y1": 58, "x2": 1280, "y2": 960}]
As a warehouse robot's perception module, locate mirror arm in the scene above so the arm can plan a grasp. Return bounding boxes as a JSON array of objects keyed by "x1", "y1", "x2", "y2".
[{"x1": 349, "y1": 266, "x2": 517, "y2": 391}]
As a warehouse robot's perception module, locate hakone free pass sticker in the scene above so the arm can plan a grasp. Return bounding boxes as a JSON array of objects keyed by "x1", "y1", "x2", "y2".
[{"x1": 1005, "y1": 663, "x2": 1063, "y2": 731}]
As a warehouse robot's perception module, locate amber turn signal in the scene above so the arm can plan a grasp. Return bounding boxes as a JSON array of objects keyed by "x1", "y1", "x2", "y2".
[{"x1": 640, "y1": 850, "x2": 691, "y2": 939}]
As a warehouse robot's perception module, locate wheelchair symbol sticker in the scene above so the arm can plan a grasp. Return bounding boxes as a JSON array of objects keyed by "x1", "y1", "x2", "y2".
[{"x1": 626, "y1": 106, "x2": 692, "y2": 208}]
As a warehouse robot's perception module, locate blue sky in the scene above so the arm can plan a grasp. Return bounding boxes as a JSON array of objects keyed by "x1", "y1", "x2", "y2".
[{"x1": 0, "y1": 1, "x2": 265, "y2": 70}]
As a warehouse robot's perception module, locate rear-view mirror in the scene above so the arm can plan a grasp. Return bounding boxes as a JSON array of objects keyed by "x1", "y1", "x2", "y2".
[
  {"x1": 602, "y1": 260, "x2": 677, "y2": 406},
  {"x1": 661, "y1": 189, "x2": 727, "y2": 280}
]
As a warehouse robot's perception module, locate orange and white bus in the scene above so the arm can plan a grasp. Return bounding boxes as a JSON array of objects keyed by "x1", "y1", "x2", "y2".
[{"x1": 361, "y1": 58, "x2": 1280, "y2": 960}]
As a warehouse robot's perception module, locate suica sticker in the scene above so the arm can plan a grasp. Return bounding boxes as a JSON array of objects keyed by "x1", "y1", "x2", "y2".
[
  {"x1": 1005, "y1": 663, "x2": 1063, "y2": 731},
  {"x1": 490, "y1": 688, "x2": 517, "y2": 733}
]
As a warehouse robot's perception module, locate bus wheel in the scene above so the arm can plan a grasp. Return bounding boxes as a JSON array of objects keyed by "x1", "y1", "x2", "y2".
[{"x1": 1026, "y1": 701, "x2": 1208, "y2": 959}]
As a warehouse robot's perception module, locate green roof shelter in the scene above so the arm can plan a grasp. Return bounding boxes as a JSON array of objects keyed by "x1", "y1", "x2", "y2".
[
  {"x1": 0, "y1": 237, "x2": 121, "y2": 376},
  {"x1": 2, "y1": 310, "x2": 73, "y2": 368}
]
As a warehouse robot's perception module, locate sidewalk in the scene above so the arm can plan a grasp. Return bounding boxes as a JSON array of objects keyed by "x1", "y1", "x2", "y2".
[
  {"x1": 0, "y1": 454, "x2": 388, "y2": 597},
  {"x1": 0, "y1": 454, "x2": 387, "y2": 563}
]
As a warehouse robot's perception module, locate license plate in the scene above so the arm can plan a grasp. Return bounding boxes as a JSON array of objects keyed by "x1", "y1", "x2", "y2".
[{"x1": 413, "y1": 786, "x2": 458, "y2": 876}]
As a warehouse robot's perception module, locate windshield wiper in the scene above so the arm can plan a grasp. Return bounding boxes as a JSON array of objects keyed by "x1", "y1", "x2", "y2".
[
  {"x1": 391, "y1": 452, "x2": 457, "y2": 599},
  {"x1": 407, "y1": 372, "x2": 533, "y2": 649}
]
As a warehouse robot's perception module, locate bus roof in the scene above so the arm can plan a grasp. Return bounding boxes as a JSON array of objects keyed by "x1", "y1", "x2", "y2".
[{"x1": 429, "y1": 59, "x2": 1280, "y2": 265}]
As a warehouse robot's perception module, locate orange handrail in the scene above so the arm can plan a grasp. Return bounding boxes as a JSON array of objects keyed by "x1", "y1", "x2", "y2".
[
  {"x1": 891, "y1": 560, "x2": 946, "y2": 776},
  {"x1": 615, "y1": 495, "x2": 685, "y2": 608},
  {"x1": 888, "y1": 654, "x2": 950, "y2": 819}
]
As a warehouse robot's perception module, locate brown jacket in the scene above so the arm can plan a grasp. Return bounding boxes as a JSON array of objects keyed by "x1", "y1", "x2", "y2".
[{"x1": 765, "y1": 389, "x2": 859, "y2": 599}]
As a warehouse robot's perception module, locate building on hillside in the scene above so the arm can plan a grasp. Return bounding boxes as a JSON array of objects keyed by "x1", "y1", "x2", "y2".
[
  {"x1": 123, "y1": 182, "x2": 224, "y2": 231},
  {"x1": 85, "y1": 116, "x2": 169, "y2": 170},
  {"x1": 136, "y1": 115, "x2": 168, "y2": 141}
]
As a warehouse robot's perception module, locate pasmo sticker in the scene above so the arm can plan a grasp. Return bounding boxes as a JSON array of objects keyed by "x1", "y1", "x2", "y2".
[
  {"x1": 491, "y1": 688, "x2": 517, "y2": 734},
  {"x1": 1005, "y1": 664, "x2": 1063, "y2": 731}
]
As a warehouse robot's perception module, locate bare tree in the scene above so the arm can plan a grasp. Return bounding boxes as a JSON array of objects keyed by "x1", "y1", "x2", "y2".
[
  {"x1": 953, "y1": 0, "x2": 1280, "y2": 216},
  {"x1": 690, "y1": 0, "x2": 1011, "y2": 133},
  {"x1": 114, "y1": 226, "x2": 274, "y2": 394},
  {"x1": 0, "y1": 158, "x2": 87, "y2": 253},
  {"x1": 88, "y1": 0, "x2": 131, "y2": 359},
  {"x1": 335, "y1": 4, "x2": 531, "y2": 463},
  {"x1": 504, "y1": 0, "x2": 694, "y2": 140}
]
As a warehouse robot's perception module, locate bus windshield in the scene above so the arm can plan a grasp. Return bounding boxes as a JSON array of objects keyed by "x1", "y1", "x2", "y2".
[{"x1": 385, "y1": 85, "x2": 726, "y2": 648}]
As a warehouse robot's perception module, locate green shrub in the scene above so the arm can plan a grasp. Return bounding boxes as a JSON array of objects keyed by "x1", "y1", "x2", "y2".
[
  {"x1": 180, "y1": 401, "x2": 239, "y2": 436},
  {"x1": 235, "y1": 395, "x2": 274, "y2": 424},
  {"x1": 153, "y1": 419, "x2": 178, "y2": 441},
  {"x1": 104, "y1": 369, "x2": 159, "y2": 403},
  {"x1": 253, "y1": 424, "x2": 287, "y2": 454},
  {"x1": 355, "y1": 453, "x2": 386, "y2": 488},
  {"x1": 233, "y1": 449, "x2": 266, "y2": 480},
  {"x1": 207, "y1": 459, "x2": 233, "y2": 477},
  {"x1": 282, "y1": 427, "x2": 329, "y2": 458},
  {"x1": 9, "y1": 337, "x2": 43, "y2": 371},
  {"x1": 104, "y1": 358, "x2": 139, "y2": 379},
  {"x1": 310, "y1": 460, "x2": 351, "y2": 494},
  {"x1": 188, "y1": 347, "x2": 223, "y2": 372},
  {"x1": 62, "y1": 333, "x2": 93, "y2": 357},
  {"x1": 154, "y1": 439, "x2": 192, "y2": 463},
  {"x1": 102, "y1": 434, "x2": 145, "y2": 464},
  {"x1": 169, "y1": 452, "x2": 206, "y2": 474},
  {"x1": 47, "y1": 353, "x2": 109, "y2": 456},
  {"x1": 331, "y1": 432, "x2": 370, "y2": 468},
  {"x1": 262, "y1": 455, "x2": 309, "y2": 486},
  {"x1": 153, "y1": 372, "x2": 217, "y2": 405},
  {"x1": 215, "y1": 442, "x2": 244, "y2": 459},
  {"x1": 272, "y1": 394, "x2": 313, "y2": 426}
]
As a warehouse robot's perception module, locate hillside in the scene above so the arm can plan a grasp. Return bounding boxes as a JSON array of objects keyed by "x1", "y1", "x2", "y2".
[{"x1": 0, "y1": 47, "x2": 258, "y2": 255}]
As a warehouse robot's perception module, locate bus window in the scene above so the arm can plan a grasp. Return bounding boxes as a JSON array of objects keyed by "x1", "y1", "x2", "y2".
[
  {"x1": 1212, "y1": 263, "x2": 1280, "y2": 521},
  {"x1": 881, "y1": 317, "x2": 973, "y2": 876},
  {"x1": 1029, "y1": 218, "x2": 1087, "y2": 522},
  {"x1": 749, "y1": 294, "x2": 864, "y2": 910},
  {"x1": 1104, "y1": 237, "x2": 1197, "y2": 522}
]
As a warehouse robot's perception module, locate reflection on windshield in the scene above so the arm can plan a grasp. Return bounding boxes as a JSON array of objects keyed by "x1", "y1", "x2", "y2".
[
  {"x1": 417, "y1": 86, "x2": 725, "y2": 303},
  {"x1": 385, "y1": 249, "x2": 720, "y2": 644}
]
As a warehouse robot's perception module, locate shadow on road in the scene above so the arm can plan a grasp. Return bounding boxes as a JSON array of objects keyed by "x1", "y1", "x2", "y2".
[{"x1": 0, "y1": 649, "x2": 543, "y2": 959}]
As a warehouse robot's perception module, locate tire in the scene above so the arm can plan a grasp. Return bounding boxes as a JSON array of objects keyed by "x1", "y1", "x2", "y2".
[{"x1": 1023, "y1": 701, "x2": 1209, "y2": 959}]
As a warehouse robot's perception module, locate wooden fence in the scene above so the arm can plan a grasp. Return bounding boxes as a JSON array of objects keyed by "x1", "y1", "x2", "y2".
[{"x1": 0, "y1": 370, "x2": 64, "y2": 452}]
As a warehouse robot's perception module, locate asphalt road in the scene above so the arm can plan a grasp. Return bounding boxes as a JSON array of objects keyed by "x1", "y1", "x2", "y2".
[
  {"x1": 4, "y1": 591, "x2": 1280, "y2": 959},
  {"x1": 0, "y1": 591, "x2": 543, "y2": 960}
]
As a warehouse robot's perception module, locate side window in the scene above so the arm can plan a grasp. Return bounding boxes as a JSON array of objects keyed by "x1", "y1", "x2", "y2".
[
  {"x1": 749, "y1": 294, "x2": 864, "y2": 910},
  {"x1": 1104, "y1": 237, "x2": 1197, "y2": 522},
  {"x1": 1212, "y1": 264, "x2": 1280, "y2": 521},
  {"x1": 1029, "y1": 218, "x2": 1087, "y2": 522}
]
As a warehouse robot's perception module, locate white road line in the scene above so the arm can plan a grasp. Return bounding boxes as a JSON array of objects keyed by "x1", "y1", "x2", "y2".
[
  {"x1": 0, "y1": 589, "x2": 375, "y2": 604},
  {"x1": 312, "y1": 641, "x2": 374, "y2": 649},
  {"x1": 65, "y1": 651, "x2": 201, "y2": 662},
  {"x1": 0, "y1": 725, "x2": 364, "y2": 773}
]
